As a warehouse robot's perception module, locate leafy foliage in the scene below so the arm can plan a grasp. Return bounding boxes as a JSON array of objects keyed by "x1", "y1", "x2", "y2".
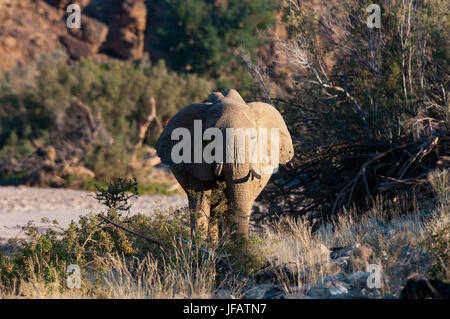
[
  {"x1": 0, "y1": 52, "x2": 215, "y2": 179},
  {"x1": 0, "y1": 179, "x2": 190, "y2": 289},
  {"x1": 148, "y1": 0, "x2": 277, "y2": 77},
  {"x1": 94, "y1": 177, "x2": 139, "y2": 214}
]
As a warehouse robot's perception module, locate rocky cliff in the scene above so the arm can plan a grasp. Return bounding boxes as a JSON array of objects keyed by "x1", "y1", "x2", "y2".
[{"x1": 0, "y1": 0, "x2": 147, "y2": 68}]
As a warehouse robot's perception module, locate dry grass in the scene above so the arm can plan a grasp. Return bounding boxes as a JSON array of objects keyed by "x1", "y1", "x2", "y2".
[
  {"x1": 1, "y1": 244, "x2": 246, "y2": 299},
  {"x1": 1, "y1": 169, "x2": 448, "y2": 299},
  {"x1": 258, "y1": 168, "x2": 449, "y2": 297},
  {"x1": 98, "y1": 248, "x2": 246, "y2": 299}
]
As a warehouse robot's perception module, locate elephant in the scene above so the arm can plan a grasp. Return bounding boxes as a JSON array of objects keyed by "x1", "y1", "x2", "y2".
[{"x1": 155, "y1": 89, "x2": 294, "y2": 245}]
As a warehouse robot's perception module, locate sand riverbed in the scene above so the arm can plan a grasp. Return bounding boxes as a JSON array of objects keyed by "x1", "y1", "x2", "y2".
[{"x1": 0, "y1": 186, "x2": 188, "y2": 242}]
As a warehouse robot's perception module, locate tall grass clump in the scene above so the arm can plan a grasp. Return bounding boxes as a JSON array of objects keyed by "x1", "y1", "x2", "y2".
[{"x1": 259, "y1": 169, "x2": 448, "y2": 297}]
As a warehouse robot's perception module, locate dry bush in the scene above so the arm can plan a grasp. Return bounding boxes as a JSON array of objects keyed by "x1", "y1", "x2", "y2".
[
  {"x1": 259, "y1": 168, "x2": 449, "y2": 297},
  {"x1": 247, "y1": 0, "x2": 449, "y2": 222}
]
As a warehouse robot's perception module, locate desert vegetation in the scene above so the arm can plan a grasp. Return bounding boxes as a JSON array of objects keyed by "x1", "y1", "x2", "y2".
[
  {"x1": 0, "y1": 168, "x2": 447, "y2": 298},
  {"x1": 250, "y1": 0, "x2": 449, "y2": 221},
  {"x1": 0, "y1": 52, "x2": 214, "y2": 189},
  {"x1": 0, "y1": 0, "x2": 448, "y2": 299}
]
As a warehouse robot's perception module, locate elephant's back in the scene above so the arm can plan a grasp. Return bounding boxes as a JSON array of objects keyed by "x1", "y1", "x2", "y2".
[{"x1": 206, "y1": 100, "x2": 255, "y2": 130}]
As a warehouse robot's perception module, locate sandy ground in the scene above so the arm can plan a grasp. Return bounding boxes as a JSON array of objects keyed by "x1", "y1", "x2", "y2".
[{"x1": 0, "y1": 186, "x2": 188, "y2": 242}]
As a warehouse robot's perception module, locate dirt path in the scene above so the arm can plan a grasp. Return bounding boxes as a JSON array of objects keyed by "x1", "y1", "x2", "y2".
[{"x1": 0, "y1": 186, "x2": 187, "y2": 242}]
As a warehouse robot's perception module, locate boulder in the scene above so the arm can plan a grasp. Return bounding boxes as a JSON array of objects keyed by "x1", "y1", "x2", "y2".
[
  {"x1": 47, "y1": 0, "x2": 91, "y2": 10},
  {"x1": 61, "y1": 165, "x2": 95, "y2": 180},
  {"x1": 343, "y1": 244, "x2": 376, "y2": 272},
  {"x1": 255, "y1": 261, "x2": 307, "y2": 284},
  {"x1": 142, "y1": 146, "x2": 162, "y2": 167},
  {"x1": 36, "y1": 146, "x2": 57, "y2": 162},
  {"x1": 52, "y1": 96, "x2": 110, "y2": 158},
  {"x1": 0, "y1": 97, "x2": 109, "y2": 187},
  {"x1": 307, "y1": 287, "x2": 330, "y2": 298},
  {"x1": 104, "y1": 0, "x2": 147, "y2": 59},
  {"x1": 60, "y1": 35, "x2": 93, "y2": 59},
  {"x1": 0, "y1": 0, "x2": 67, "y2": 68},
  {"x1": 242, "y1": 284, "x2": 285, "y2": 299},
  {"x1": 329, "y1": 285, "x2": 349, "y2": 296},
  {"x1": 25, "y1": 170, "x2": 66, "y2": 188},
  {"x1": 68, "y1": 15, "x2": 109, "y2": 53},
  {"x1": 347, "y1": 271, "x2": 371, "y2": 286}
]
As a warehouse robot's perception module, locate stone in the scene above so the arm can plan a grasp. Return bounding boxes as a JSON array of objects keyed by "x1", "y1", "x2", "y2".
[
  {"x1": 307, "y1": 287, "x2": 330, "y2": 298},
  {"x1": 104, "y1": 0, "x2": 147, "y2": 59},
  {"x1": 346, "y1": 244, "x2": 375, "y2": 272},
  {"x1": 53, "y1": 96, "x2": 110, "y2": 154},
  {"x1": 242, "y1": 284, "x2": 284, "y2": 299},
  {"x1": 213, "y1": 289, "x2": 235, "y2": 299},
  {"x1": 0, "y1": 96, "x2": 110, "y2": 187},
  {"x1": 68, "y1": 15, "x2": 109, "y2": 53},
  {"x1": 323, "y1": 274, "x2": 346, "y2": 284},
  {"x1": 4, "y1": 36, "x2": 17, "y2": 47},
  {"x1": 41, "y1": 159, "x2": 57, "y2": 172},
  {"x1": 60, "y1": 35, "x2": 93, "y2": 59},
  {"x1": 348, "y1": 271, "x2": 371, "y2": 286},
  {"x1": 329, "y1": 285, "x2": 349, "y2": 296},
  {"x1": 330, "y1": 243, "x2": 361, "y2": 259},
  {"x1": 262, "y1": 286, "x2": 285, "y2": 299},
  {"x1": 63, "y1": 165, "x2": 95, "y2": 180},
  {"x1": 255, "y1": 261, "x2": 308, "y2": 285},
  {"x1": 142, "y1": 147, "x2": 162, "y2": 167},
  {"x1": 351, "y1": 245, "x2": 374, "y2": 260},
  {"x1": 49, "y1": 175, "x2": 66, "y2": 187},
  {"x1": 48, "y1": 0, "x2": 91, "y2": 9}
]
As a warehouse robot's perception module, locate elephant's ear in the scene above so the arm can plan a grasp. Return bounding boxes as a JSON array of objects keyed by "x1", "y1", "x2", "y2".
[
  {"x1": 248, "y1": 102, "x2": 294, "y2": 164},
  {"x1": 155, "y1": 103, "x2": 215, "y2": 181}
]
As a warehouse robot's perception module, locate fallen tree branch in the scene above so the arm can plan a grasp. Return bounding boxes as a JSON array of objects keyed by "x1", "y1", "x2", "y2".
[
  {"x1": 98, "y1": 214, "x2": 165, "y2": 248},
  {"x1": 378, "y1": 174, "x2": 427, "y2": 192}
]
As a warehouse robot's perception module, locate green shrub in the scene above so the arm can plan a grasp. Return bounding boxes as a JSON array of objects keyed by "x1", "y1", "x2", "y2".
[
  {"x1": 0, "y1": 177, "x2": 266, "y2": 292},
  {"x1": 148, "y1": 0, "x2": 277, "y2": 77},
  {"x1": 0, "y1": 52, "x2": 215, "y2": 178},
  {"x1": 0, "y1": 178, "x2": 190, "y2": 289}
]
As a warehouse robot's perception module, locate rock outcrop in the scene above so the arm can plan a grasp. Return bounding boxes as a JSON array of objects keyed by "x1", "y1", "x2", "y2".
[
  {"x1": 0, "y1": 0, "x2": 68, "y2": 67},
  {"x1": 102, "y1": 0, "x2": 147, "y2": 60},
  {"x1": 0, "y1": 0, "x2": 146, "y2": 67},
  {"x1": 51, "y1": 96, "x2": 111, "y2": 162},
  {"x1": 47, "y1": 0, "x2": 91, "y2": 9},
  {"x1": 0, "y1": 97, "x2": 110, "y2": 187},
  {"x1": 60, "y1": 34, "x2": 93, "y2": 59},
  {"x1": 68, "y1": 15, "x2": 109, "y2": 53}
]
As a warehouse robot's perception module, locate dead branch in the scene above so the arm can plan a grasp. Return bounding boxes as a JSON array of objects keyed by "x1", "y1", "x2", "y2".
[
  {"x1": 98, "y1": 214, "x2": 165, "y2": 247},
  {"x1": 135, "y1": 96, "x2": 162, "y2": 149}
]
